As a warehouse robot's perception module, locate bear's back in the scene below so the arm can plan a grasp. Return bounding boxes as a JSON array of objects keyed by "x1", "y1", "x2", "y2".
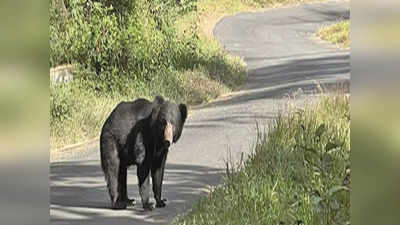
[{"x1": 101, "y1": 98, "x2": 153, "y2": 144}]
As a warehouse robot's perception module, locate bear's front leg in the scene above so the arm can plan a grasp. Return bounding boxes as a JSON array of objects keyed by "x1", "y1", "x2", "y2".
[
  {"x1": 152, "y1": 151, "x2": 168, "y2": 208},
  {"x1": 137, "y1": 163, "x2": 153, "y2": 210}
]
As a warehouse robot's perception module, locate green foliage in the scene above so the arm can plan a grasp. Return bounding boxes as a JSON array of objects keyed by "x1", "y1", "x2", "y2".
[
  {"x1": 51, "y1": 0, "x2": 164, "y2": 78},
  {"x1": 50, "y1": 0, "x2": 241, "y2": 94},
  {"x1": 50, "y1": 84, "x2": 77, "y2": 125},
  {"x1": 174, "y1": 95, "x2": 350, "y2": 225}
]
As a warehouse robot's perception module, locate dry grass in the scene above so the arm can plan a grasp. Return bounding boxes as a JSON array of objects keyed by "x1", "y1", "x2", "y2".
[
  {"x1": 197, "y1": 0, "x2": 254, "y2": 38},
  {"x1": 178, "y1": 0, "x2": 321, "y2": 39},
  {"x1": 180, "y1": 69, "x2": 229, "y2": 105},
  {"x1": 318, "y1": 20, "x2": 350, "y2": 48}
]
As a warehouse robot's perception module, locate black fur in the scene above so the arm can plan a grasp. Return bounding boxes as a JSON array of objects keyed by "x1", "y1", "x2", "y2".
[{"x1": 100, "y1": 96, "x2": 187, "y2": 210}]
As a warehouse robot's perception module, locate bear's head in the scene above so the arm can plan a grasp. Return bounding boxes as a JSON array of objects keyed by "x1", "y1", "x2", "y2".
[{"x1": 150, "y1": 96, "x2": 187, "y2": 151}]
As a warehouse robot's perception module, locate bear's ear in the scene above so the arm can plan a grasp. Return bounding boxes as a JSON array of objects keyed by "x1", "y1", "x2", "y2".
[
  {"x1": 179, "y1": 103, "x2": 187, "y2": 124},
  {"x1": 153, "y1": 95, "x2": 165, "y2": 105}
]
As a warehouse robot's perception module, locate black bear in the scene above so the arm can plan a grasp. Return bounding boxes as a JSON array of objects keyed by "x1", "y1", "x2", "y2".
[{"x1": 100, "y1": 96, "x2": 187, "y2": 210}]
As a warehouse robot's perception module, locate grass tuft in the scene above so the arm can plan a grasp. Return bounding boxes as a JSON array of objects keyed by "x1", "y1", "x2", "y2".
[{"x1": 318, "y1": 20, "x2": 350, "y2": 48}]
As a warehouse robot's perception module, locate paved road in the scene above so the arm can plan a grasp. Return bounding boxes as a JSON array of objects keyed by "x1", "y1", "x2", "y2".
[{"x1": 50, "y1": 1, "x2": 350, "y2": 224}]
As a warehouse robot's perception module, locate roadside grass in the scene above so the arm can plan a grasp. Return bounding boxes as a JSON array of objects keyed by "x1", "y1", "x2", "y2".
[
  {"x1": 173, "y1": 93, "x2": 350, "y2": 225},
  {"x1": 318, "y1": 20, "x2": 350, "y2": 48}
]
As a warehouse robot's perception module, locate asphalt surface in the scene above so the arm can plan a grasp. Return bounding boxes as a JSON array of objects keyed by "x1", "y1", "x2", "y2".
[{"x1": 50, "y1": 1, "x2": 350, "y2": 224}]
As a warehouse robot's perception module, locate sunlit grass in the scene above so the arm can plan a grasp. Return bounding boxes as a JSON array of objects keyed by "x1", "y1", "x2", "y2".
[{"x1": 318, "y1": 20, "x2": 350, "y2": 48}]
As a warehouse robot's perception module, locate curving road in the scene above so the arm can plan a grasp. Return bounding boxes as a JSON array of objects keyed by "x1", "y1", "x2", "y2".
[{"x1": 50, "y1": 1, "x2": 350, "y2": 224}]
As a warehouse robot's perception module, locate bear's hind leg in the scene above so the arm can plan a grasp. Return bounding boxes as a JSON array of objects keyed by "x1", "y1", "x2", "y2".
[
  {"x1": 115, "y1": 164, "x2": 129, "y2": 209},
  {"x1": 117, "y1": 163, "x2": 137, "y2": 207},
  {"x1": 101, "y1": 139, "x2": 127, "y2": 210},
  {"x1": 106, "y1": 160, "x2": 127, "y2": 209},
  {"x1": 137, "y1": 163, "x2": 152, "y2": 210}
]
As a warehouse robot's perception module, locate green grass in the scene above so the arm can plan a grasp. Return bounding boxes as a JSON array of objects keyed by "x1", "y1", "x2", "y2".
[
  {"x1": 174, "y1": 94, "x2": 350, "y2": 225},
  {"x1": 318, "y1": 20, "x2": 350, "y2": 48}
]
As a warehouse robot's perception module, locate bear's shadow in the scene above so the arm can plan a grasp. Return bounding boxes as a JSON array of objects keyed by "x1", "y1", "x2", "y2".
[{"x1": 50, "y1": 160, "x2": 223, "y2": 224}]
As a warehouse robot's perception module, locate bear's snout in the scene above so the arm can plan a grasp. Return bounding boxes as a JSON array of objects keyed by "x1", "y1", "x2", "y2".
[{"x1": 164, "y1": 122, "x2": 173, "y2": 148}]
